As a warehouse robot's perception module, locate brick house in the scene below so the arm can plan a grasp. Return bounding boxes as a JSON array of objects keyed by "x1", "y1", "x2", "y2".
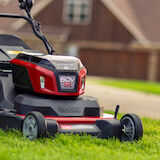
[{"x1": 1, "y1": 0, "x2": 160, "y2": 81}]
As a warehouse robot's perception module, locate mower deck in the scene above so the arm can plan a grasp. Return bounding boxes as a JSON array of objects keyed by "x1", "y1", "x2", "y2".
[
  {"x1": 0, "y1": 110, "x2": 121, "y2": 139},
  {"x1": 0, "y1": 69, "x2": 143, "y2": 141}
]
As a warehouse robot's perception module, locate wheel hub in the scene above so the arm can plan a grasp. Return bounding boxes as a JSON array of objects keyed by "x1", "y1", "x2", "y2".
[
  {"x1": 23, "y1": 115, "x2": 38, "y2": 140},
  {"x1": 121, "y1": 117, "x2": 135, "y2": 141}
]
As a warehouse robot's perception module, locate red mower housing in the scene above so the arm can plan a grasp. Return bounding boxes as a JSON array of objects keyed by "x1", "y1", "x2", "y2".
[{"x1": 10, "y1": 53, "x2": 87, "y2": 96}]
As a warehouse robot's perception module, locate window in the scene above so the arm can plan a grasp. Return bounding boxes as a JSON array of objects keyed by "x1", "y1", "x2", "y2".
[{"x1": 63, "y1": 0, "x2": 93, "y2": 25}]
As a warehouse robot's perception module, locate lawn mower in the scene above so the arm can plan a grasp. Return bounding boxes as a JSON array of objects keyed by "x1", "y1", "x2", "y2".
[{"x1": 0, "y1": 0, "x2": 143, "y2": 141}]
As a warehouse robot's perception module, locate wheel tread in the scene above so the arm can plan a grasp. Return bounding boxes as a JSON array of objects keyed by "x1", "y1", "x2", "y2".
[
  {"x1": 120, "y1": 113, "x2": 143, "y2": 141},
  {"x1": 23, "y1": 111, "x2": 46, "y2": 139}
]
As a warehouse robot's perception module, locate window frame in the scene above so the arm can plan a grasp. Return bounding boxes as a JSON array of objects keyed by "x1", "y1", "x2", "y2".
[{"x1": 62, "y1": 0, "x2": 93, "y2": 25}]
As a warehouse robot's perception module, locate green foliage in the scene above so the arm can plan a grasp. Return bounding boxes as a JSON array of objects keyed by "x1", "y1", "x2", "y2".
[
  {"x1": 0, "y1": 113, "x2": 159, "y2": 160},
  {"x1": 88, "y1": 77, "x2": 160, "y2": 95}
]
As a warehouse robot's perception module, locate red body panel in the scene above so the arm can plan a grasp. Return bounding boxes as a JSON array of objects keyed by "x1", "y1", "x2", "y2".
[
  {"x1": 16, "y1": 114, "x2": 114, "y2": 124},
  {"x1": 10, "y1": 59, "x2": 87, "y2": 96}
]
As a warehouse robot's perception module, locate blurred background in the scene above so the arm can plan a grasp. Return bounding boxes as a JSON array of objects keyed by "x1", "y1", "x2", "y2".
[{"x1": 0, "y1": 0, "x2": 160, "y2": 82}]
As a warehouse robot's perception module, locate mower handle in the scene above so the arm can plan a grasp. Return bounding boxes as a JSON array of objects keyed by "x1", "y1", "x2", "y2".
[{"x1": 0, "y1": 14, "x2": 55, "y2": 55}]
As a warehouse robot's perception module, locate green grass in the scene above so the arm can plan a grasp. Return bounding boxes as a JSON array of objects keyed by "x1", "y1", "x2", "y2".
[
  {"x1": 87, "y1": 77, "x2": 160, "y2": 95},
  {"x1": 0, "y1": 112, "x2": 160, "y2": 160}
]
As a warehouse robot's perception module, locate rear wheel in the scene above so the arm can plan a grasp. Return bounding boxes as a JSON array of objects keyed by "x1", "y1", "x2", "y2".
[
  {"x1": 120, "y1": 113, "x2": 143, "y2": 141},
  {"x1": 22, "y1": 111, "x2": 46, "y2": 140}
]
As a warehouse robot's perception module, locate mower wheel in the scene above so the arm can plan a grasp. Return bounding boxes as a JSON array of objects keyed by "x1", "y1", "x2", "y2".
[
  {"x1": 22, "y1": 111, "x2": 46, "y2": 140},
  {"x1": 120, "y1": 113, "x2": 143, "y2": 141}
]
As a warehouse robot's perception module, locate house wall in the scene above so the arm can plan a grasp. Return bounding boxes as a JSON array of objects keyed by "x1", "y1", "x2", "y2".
[
  {"x1": 79, "y1": 48, "x2": 149, "y2": 80},
  {"x1": 34, "y1": 0, "x2": 134, "y2": 43}
]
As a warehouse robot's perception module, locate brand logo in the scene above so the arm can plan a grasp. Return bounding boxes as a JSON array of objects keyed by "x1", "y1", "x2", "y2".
[
  {"x1": 59, "y1": 75, "x2": 76, "y2": 90},
  {"x1": 60, "y1": 76, "x2": 75, "y2": 83}
]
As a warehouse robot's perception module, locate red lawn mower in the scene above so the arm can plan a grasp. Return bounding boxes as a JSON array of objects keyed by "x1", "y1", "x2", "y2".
[{"x1": 0, "y1": 0, "x2": 143, "y2": 141}]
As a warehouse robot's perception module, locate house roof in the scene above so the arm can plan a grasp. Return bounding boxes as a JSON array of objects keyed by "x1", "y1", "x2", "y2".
[
  {"x1": 1, "y1": 0, "x2": 160, "y2": 46},
  {"x1": 0, "y1": 0, "x2": 53, "y2": 31},
  {"x1": 101, "y1": 0, "x2": 160, "y2": 46}
]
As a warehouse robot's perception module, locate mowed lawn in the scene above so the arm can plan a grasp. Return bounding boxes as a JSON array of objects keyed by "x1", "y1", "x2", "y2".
[
  {"x1": 0, "y1": 112, "x2": 160, "y2": 160},
  {"x1": 87, "y1": 76, "x2": 160, "y2": 95}
]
